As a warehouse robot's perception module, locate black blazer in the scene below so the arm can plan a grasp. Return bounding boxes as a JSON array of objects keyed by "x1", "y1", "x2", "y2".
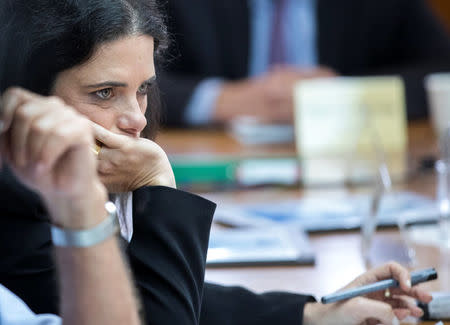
[
  {"x1": 159, "y1": 0, "x2": 450, "y2": 126},
  {"x1": 0, "y1": 168, "x2": 314, "y2": 324}
]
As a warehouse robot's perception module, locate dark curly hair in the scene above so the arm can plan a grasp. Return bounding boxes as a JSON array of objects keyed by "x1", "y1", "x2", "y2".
[{"x1": 0, "y1": 0, "x2": 168, "y2": 138}]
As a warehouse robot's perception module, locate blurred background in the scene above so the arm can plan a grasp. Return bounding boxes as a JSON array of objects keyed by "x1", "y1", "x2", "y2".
[
  {"x1": 156, "y1": 1, "x2": 450, "y2": 323},
  {"x1": 429, "y1": 0, "x2": 450, "y2": 30}
]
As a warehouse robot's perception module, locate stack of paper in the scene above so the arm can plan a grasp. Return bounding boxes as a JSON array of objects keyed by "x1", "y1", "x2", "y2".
[
  {"x1": 228, "y1": 116, "x2": 295, "y2": 145},
  {"x1": 207, "y1": 226, "x2": 314, "y2": 267}
]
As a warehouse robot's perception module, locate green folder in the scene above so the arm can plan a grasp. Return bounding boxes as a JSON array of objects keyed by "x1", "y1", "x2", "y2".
[
  {"x1": 170, "y1": 158, "x2": 239, "y2": 184},
  {"x1": 170, "y1": 155, "x2": 300, "y2": 188}
]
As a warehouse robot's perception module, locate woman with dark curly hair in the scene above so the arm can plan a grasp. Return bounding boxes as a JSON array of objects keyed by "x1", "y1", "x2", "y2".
[{"x1": 0, "y1": 1, "x2": 432, "y2": 324}]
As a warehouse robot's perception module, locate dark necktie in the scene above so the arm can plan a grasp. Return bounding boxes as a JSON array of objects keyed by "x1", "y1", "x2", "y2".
[{"x1": 269, "y1": 0, "x2": 287, "y2": 65}]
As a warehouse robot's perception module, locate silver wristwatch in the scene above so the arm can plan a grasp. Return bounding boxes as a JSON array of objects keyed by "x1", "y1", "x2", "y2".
[{"x1": 51, "y1": 201, "x2": 119, "y2": 247}]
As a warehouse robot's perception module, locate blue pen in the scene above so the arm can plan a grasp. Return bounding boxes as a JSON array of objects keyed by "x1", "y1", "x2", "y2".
[{"x1": 321, "y1": 268, "x2": 437, "y2": 304}]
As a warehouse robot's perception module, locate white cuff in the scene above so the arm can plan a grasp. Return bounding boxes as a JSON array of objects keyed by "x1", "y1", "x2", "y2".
[{"x1": 184, "y1": 78, "x2": 224, "y2": 125}]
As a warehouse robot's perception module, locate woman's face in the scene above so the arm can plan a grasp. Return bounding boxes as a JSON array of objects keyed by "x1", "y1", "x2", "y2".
[{"x1": 52, "y1": 35, "x2": 155, "y2": 138}]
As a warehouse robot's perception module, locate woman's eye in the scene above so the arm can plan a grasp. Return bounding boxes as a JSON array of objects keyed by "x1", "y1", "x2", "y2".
[
  {"x1": 95, "y1": 88, "x2": 113, "y2": 100},
  {"x1": 138, "y1": 83, "x2": 149, "y2": 94}
]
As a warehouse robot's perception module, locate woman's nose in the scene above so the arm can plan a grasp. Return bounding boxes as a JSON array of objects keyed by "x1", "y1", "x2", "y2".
[{"x1": 117, "y1": 104, "x2": 147, "y2": 137}]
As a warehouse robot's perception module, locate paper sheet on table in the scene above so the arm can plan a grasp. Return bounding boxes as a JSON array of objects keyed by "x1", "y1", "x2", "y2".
[
  {"x1": 228, "y1": 117, "x2": 295, "y2": 145},
  {"x1": 213, "y1": 191, "x2": 438, "y2": 232},
  {"x1": 294, "y1": 76, "x2": 407, "y2": 185}
]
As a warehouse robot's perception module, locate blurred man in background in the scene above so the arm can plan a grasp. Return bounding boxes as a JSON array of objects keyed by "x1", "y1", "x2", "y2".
[{"x1": 159, "y1": 0, "x2": 450, "y2": 127}]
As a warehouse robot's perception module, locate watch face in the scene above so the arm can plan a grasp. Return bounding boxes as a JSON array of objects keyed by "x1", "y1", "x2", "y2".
[{"x1": 105, "y1": 201, "x2": 117, "y2": 217}]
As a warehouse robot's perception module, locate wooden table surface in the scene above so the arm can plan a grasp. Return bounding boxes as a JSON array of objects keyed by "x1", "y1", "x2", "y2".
[{"x1": 157, "y1": 120, "x2": 447, "y2": 325}]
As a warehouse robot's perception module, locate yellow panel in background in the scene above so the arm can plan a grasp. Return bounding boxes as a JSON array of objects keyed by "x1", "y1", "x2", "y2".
[{"x1": 294, "y1": 76, "x2": 407, "y2": 186}]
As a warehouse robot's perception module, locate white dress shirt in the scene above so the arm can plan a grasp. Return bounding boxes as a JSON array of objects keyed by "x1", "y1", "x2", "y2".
[{"x1": 0, "y1": 284, "x2": 61, "y2": 325}]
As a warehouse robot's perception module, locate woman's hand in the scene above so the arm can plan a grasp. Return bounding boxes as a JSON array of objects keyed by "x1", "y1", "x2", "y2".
[
  {"x1": 303, "y1": 262, "x2": 433, "y2": 325},
  {"x1": 92, "y1": 123, "x2": 176, "y2": 193},
  {"x1": 0, "y1": 88, "x2": 107, "y2": 229}
]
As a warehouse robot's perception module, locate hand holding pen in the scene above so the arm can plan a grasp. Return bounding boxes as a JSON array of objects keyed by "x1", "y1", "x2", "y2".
[
  {"x1": 322, "y1": 268, "x2": 437, "y2": 304},
  {"x1": 303, "y1": 262, "x2": 433, "y2": 325}
]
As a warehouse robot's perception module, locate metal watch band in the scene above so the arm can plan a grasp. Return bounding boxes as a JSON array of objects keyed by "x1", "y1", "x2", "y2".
[{"x1": 51, "y1": 201, "x2": 119, "y2": 247}]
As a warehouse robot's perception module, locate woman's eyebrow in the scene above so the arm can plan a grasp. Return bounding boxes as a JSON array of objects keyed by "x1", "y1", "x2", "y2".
[
  {"x1": 84, "y1": 76, "x2": 156, "y2": 89},
  {"x1": 84, "y1": 81, "x2": 128, "y2": 89}
]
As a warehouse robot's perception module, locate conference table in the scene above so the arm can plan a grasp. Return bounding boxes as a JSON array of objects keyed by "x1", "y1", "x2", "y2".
[{"x1": 157, "y1": 120, "x2": 448, "y2": 325}]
